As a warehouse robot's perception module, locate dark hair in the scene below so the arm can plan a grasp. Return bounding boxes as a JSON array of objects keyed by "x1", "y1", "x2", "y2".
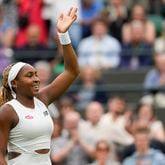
[
  {"x1": 91, "y1": 18, "x2": 109, "y2": 29},
  {"x1": 135, "y1": 103, "x2": 156, "y2": 119}
]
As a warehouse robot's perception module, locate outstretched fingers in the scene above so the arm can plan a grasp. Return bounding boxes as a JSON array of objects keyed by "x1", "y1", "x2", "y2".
[{"x1": 68, "y1": 7, "x2": 78, "y2": 19}]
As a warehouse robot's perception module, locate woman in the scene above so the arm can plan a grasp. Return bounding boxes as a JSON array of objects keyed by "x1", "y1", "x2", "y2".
[
  {"x1": 88, "y1": 140, "x2": 120, "y2": 165},
  {"x1": 136, "y1": 103, "x2": 165, "y2": 142},
  {"x1": 122, "y1": 4, "x2": 155, "y2": 44},
  {"x1": 0, "y1": 7, "x2": 79, "y2": 165}
]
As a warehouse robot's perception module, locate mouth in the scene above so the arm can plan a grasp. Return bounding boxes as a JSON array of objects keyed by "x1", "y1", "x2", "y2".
[{"x1": 32, "y1": 84, "x2": 40, "y2": 91}]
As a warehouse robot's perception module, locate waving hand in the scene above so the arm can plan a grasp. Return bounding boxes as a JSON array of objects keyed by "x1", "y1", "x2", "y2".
[{"x1": 57, "y1": 7, "x2": 78, "y2": 33}]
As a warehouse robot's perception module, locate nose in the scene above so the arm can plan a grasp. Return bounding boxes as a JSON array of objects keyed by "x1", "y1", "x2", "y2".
[{"x1": 34, "y1": 75, "x2": 40, "y2": 83}]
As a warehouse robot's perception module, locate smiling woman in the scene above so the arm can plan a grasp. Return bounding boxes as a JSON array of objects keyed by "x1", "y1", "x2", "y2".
[{"x1": 0, "y1": 7, "x2": 79, "y2": 165}]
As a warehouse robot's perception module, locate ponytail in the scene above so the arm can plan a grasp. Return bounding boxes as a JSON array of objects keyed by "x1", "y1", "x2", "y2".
[{"x1": 0, "y1": 64, "x2": 14, "y2": 106}]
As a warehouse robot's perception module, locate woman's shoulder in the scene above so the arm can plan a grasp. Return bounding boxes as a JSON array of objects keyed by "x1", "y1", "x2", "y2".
[{"x1": 0, "y1": 103, "x2": 18, "y2": 126}]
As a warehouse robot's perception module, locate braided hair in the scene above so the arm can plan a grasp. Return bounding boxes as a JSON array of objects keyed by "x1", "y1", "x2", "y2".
[{"x1": 0, "y1": 64, "x2": 15, "y2": 106}]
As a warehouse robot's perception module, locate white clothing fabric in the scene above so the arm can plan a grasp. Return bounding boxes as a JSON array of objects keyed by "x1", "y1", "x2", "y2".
[
  {"x1": 79, "y1": 121, "x2": 108, "y2": 145},
  {"x1": 8, "y1": 152, "x2": 51, "y2": 165},
  {"x1": 100, "y1": 113, "x2": 134, "y2": 145},
  {"x1": 78, "y1": 35, "x2": 121, "y2": 69},
  {"x1": 6, "y1": 97, "x2": 54, "y2": 165}
]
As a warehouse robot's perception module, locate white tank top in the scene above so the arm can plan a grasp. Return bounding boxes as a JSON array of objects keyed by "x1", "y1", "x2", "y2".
[{"x1": 6, "y1": 97, "x2": 54, "y2": 153}]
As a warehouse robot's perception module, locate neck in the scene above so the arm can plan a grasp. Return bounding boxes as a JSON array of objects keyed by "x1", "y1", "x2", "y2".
[
  {"x1": 16, "y1": 95, "x2": 35, "y2": 108},
  {"x1": 111, "y1": 112, "x2": 119, "y2": 120},
  {"x1": 137, "y1": 149, "x2": 149, "y2": 156}
]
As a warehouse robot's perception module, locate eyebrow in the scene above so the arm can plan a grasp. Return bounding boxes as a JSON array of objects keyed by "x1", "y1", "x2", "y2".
[{"x1": 24, "y1": 70, "x2": 37, "y2": 75}]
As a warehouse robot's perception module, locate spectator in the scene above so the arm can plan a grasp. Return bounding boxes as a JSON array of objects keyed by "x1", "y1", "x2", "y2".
[
  {"x1": 135, "y1": 103, "x2": 165, "y2": 142},
  {"x1": 70, "y1": 66, "x2": 108, "y2": 112},
  {"x1": 15, "y1": 0, "x2": 48, "y2": 47},
  {"x1": 107, "y1": 0, "x2": 129, "y2": 42},
  {"x1": 80, "y1": 101, "x2": 106, "y2": 144},
  {"x1": 122, "y1": 4, "x2": 155, "y2": 44},
  {"x1": 120, "y1": 117, "x2": 165, "y2": 161},
  {"x1": 120, "y1": 20, "x2": 153, "y2": 69},
  {"x1": 78, "y1": 18, "x2": 121, "y2": 70},
  {"x1": 50, "y1": 111, "x2": 94, "y2": 165},
  {"x1": 14, "y1": 25, "x2": 55, "y2": 65},
  {"x1": 122, "y1": 127, "x2": 165, "y2": 165},
  {"x1": 56, "y1": 96, "x2": 76, "y2": 121},
  {"x1": 80, "y1": 0, "x2": 103, "y2": 38},
  {"x1": 100, "y1": 96, "x2": 134, "y2": 147},
  {"x1": 154, "y1": 24, "x2": 165, "y2": 54},
  {"x1": 88, "y1": 139, "x2": 120, "y2": 165},
  {"x1": 0, "y1": 4, "x2": 15, "y2": 75},
  {"x1": 144, "y1": 52, "x2": 165, "y2": 90}
]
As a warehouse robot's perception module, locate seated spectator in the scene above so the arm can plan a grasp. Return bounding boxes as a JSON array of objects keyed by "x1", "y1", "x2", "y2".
[
  {"x1": 100, "y1": 96, "x2": 134, "y2": 147},
  {"x1": 120, "y1": 20, "x2": 153, "y2": 69},
  {"x1": 0, "y1": 4, "x2": 15, "y2": 75},
  {"x1": 15, "y1": 0, "x2": 48, "y2": 47},
  {"x1": 107, "y1": 0, "x2": 129, "y2": 42},
  {"x1": 122, "y1": 127, "x2": 165, "y2": 165},
  {"x1": 135, "y1": 103, "x2": 165, "y2": 142},
  {"x1": 50, "y1": 111, "x2": 94, "y2": 165},
  {"x1": 69, "y1": 66, "x2": 108, "y2": 112},
  {"x1": 122, "y1": 4, "x2": 155, "y2": 44},
  {"x1": 78, "y1": 18, "x2": 121, "y2": 70},
  {"x1": 154, "y1": 24, "x2": 165, "y2": 54},
  {"x1": 144, "y1": 52, "x2": 165, "y2": 90},
  {"x1": 120, "y1": 117, "x2": 165, "y2": 161},
  {"x1": 80, "y1": 0, "x2": 103, "y2": 38},
  {"x1": 80, "y1": 101, "x2": 106, "y2": 144},
  {"x1": 56, "y1": 96, "x2": 76, "y2": 121},
  {"x1": 14, "y1": 25, "x2": 56, "y2": 65},
  {"x1": 88, "y1": 139, "x2": 120, "y2": 165}
]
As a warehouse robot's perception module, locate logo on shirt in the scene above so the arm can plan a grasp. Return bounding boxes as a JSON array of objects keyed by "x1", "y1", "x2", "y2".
[
  {"x1": 43, "y1": 111, "x2": 49, "y2": 116},
  {"x1": 25, "y1": 115, "x2": 34, "y2": 119}
]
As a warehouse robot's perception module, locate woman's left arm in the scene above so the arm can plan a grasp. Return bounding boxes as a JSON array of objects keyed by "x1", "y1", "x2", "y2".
[{"x1": 39, "y1": 7, "x2": 80, "y2": 105}]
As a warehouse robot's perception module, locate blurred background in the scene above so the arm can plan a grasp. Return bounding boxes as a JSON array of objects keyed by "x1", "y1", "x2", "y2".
[{"x1": 2, "y1": 0, "x2": 165, "y2": 164}]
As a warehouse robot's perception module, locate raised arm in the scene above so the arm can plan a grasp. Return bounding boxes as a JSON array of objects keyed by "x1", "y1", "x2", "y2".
[{"x1": 38, "y1": 7, "x2": 80, "y2": 105}]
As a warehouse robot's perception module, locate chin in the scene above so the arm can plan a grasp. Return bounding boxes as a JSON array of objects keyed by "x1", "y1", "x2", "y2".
[{"x1": 33, "y1": 90, "x2": 39, "y2": 96}]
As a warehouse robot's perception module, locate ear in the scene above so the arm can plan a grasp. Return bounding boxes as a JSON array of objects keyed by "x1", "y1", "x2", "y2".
[{"x1": 11, "y1": 80, "x2": 18, "y2": 89}]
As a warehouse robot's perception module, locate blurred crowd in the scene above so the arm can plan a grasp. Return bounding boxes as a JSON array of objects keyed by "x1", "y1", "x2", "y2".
[{"x1": 1, "y1": 0, "x2": 165, "y2": 164}]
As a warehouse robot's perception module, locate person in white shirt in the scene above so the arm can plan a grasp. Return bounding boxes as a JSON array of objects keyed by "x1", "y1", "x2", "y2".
[{"x1": 78, "y1": 18, "x2": 121, "y2": 70}]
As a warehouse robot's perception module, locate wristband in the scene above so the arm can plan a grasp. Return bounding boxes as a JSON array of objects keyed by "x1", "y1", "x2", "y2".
[{"x1": 58, "y1": 31, "x2": 71, "y2": 45}]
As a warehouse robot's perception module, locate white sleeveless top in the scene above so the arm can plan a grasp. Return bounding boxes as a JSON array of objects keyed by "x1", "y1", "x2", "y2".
[{"x1": 6, "y1": 97, "x2": 54, "y2": 153}]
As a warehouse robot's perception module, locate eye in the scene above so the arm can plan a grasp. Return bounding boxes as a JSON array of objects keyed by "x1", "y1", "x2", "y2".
[{"x1": 26, "y1": 72, "x2": 33, "y2": 77}]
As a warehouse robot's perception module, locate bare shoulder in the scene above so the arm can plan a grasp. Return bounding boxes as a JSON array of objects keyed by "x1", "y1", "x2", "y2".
[{"x1": 0, "y1": 104, "x2": 18, "y2": 129}]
